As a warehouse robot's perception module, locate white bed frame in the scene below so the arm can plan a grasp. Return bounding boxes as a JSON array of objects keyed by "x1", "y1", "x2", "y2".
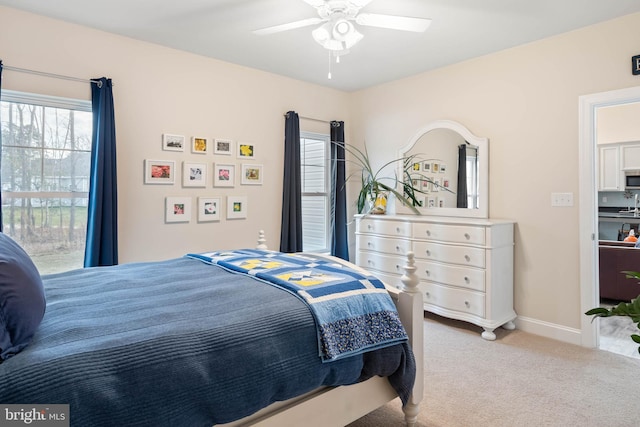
[{"x1": 219, "y1": 232, "x2": 424, "y2": 427}]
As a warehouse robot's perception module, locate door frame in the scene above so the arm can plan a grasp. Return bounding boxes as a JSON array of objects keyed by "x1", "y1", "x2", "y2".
[{"x1": 578, "y1": 85, "x2": 640, "y2": 348}]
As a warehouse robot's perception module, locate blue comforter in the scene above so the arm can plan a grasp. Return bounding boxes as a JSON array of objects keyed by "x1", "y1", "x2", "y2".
[
  {"x1": 0, "y1": 257, "x2": 415, "y2": 426},
  {"x1": 187, "y1": 249, "x2": 408, "y2": 362}
]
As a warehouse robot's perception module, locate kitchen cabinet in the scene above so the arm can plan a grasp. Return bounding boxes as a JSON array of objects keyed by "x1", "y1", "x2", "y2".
[
  {"x1": 599, "y1": 145, "x2": 623, "y2": 191},
  {"x1": 621, "y1": 143, "x2": 640, "y2": 171}
]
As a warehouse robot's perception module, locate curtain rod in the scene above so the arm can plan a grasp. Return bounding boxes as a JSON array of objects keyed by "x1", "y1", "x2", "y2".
[
  {"x1": 284, "y1": 112, "x2": 332, "y2": 124},
  {"x1": 2, "y1": 64, "x2": 103, "y2": 86}
]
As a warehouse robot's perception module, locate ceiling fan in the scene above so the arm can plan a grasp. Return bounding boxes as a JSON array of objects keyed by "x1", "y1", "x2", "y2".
[{"x1": 253, "y1": 0, "x2": 431, "y2": 54}]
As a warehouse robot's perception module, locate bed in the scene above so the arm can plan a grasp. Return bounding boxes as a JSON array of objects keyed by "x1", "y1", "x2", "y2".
[{"x1": 0, "y1": 231, "x2": 424, "y2": 427}]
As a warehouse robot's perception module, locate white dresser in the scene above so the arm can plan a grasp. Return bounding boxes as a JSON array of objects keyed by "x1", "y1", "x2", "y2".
[{"x1": 355, "y1": 214, "x2": 516, "y2": 340}]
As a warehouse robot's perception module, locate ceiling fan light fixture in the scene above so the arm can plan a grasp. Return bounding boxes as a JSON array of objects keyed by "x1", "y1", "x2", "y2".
[
  {"x1": 333, "y1": 19, "x2": 352, "y2": 39},
  {"x1": 312, "y1": 19, "x2": 363, "y2": 52},
  {"x1": 311, "y1": 21, "x2": 332, "y2": 43}
]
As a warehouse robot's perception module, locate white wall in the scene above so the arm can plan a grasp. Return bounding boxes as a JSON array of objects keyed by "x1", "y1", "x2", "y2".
[
  {"x1": 3, "y1": 5, "x2": 640, "y2": 341},
  {"x1": 350, "y1": 13, "x2": 640, "y2": 335},
  {"x1": 597, "y1": 102, "x2": 640, "y2": 144},
  {"x1": 0, "y1": 6, "x2": 350, "y2": 262}
]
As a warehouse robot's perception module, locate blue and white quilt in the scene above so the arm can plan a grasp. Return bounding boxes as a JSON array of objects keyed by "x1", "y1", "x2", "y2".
[{"x1": 187, "y1": 249, "x2": 408, "y2": 362}]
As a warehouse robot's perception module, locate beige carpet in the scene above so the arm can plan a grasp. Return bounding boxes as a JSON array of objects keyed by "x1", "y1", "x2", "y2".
[{"x1": 347, "y1": 312, "x2": 639, "y2": 427}]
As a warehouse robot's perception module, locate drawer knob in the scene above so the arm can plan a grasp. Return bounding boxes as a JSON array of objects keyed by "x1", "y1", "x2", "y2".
[
  {"x1": 367, "y1": 225, "x2": 373, "y2": 230},
  {"x1": 367, "y1": 242, "x2": 373, "y2": 247},
  {"x1": 464, "y1": 255, "x2": 471, "y2": 262},
  {"x1": 425, "y1": 270, "x2": 430, "y2": 276},
  {"x1": 426, "y1": 250, "x2": 431, "y2": 256},
  {"x1": 396, "y1": 227, "x2": 401, "y2": 233},
  {"x1": 426, "y1": 230, "x2": 431, "y2": 236},
  {"x1": 464, "y1": 276, "x2": 470, "y2": 283},
  {"x1": 464, "y1": 233, "x2": 471, "y2": 240},
  {"x1": 395, "y1": 245, "x2": 400, "y2": 251},
  {"x1": 425, "y1": 292, "x2": 430, "y2": 298},
  {"x1": 465, "y1": 301, "x2": 470, "y2": 308}
]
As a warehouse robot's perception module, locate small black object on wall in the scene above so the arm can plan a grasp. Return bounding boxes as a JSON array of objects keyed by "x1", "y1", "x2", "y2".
[{"x1": 633, "y1": 54, "x2": 640, "y2": 75}]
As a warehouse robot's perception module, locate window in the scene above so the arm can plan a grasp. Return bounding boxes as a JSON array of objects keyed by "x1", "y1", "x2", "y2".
[
  {"x1": 1, "y1": 91, "x2": 92, "y2": 274},
  {"x1": 300, "y1": 132, "x2": 330, "y2": 252}
]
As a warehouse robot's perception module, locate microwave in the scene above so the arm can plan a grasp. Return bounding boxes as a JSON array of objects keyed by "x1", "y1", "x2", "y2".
[{"x1": 625, "y1": 172, "x2": 640, "y2": 189}]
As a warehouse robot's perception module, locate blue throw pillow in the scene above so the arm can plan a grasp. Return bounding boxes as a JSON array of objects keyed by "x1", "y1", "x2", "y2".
[{"x1": 0, "y1": 233, "x2": 46, "y2": 361}]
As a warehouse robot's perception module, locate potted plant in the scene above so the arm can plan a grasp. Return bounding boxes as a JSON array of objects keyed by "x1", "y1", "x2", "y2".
[
  {"x1": 585, "y1": 270, "x2": 640, "y2": 355},
  {"x1": 335, "y1": 141, "x2": 452, "y2": 215}
]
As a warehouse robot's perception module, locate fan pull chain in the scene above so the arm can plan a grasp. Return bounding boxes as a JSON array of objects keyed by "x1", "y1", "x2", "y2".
[{"x1": 328, "y1": 51, "x2": 332, "y2": 79}]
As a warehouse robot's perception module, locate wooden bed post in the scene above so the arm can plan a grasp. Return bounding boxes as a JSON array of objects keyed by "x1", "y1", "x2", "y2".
[
  {"x1": 398, "y1": 252, "x2": 423, "y2": 427},
  {"x1": 243, "y1": 233, "x2": 425, "y2": 427},
  {"x1": 256, "y1": 230, "x2": 268, "y2": 249}
]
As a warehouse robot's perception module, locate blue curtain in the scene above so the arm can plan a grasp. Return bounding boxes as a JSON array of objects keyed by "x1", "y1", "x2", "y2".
[
  {"x1": 280, "y1": 111, "x2": 303, "y2": 253},
  {"x1": 84, "y1": 77, "x2": 118, "y2": 267},
  {"x1": 0, "y1": 61, "x2": 3, "y2": 232},
  {"x1": 330, "y1": 121, "x2": 349, "y2": 260},
  {"x1": 456, "y1": 143, "x2": 468, "y2": 208}
]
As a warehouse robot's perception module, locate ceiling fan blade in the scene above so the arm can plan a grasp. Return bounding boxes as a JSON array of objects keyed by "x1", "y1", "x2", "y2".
[
  {"x1": 253, "y1": 18, "x2": 324, "y2": 36},
  {"x1": 348, "y1": 0, "x2": 374, "y2": 7},
  {"x1": 303, "y1": 0, "x2": 327, "y2": 7},
  {"x1": 304, "y1": 0, "x2": 373, "y2": 9},
  {"x1": 356, "y1": 13, "x2": 432, "y2": 32}
]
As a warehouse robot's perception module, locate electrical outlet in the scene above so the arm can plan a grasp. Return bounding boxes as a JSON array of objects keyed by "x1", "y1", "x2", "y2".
[
  {"x1": 551, "y1": 192, "x2": 574, "y2": 207},
  {"x1": 602, "y1": 196, "x2": 608, "y2": 203}
]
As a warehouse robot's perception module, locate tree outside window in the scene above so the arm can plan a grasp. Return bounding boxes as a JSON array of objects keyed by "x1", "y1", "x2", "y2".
[{"x1": 1, "y1": 91, "x2": 92, "y2": 274}]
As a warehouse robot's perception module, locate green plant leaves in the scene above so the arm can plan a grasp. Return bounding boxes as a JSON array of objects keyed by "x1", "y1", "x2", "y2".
[
  {"x1": 585, "y1": 280, "x2": 640, "y2": 353},
  {"x1": 333, "y1": 141, "x2": 455, "y2": 214}
]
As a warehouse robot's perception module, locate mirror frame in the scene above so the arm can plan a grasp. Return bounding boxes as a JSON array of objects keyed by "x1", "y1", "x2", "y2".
[{"x1": 397, "y1": 119, "x2": 489, "y2": 219}]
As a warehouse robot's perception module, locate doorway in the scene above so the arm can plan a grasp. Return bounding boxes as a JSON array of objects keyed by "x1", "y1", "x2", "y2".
[{"x1": 578, "y1": 85, "x2": 640, "y2": 353}]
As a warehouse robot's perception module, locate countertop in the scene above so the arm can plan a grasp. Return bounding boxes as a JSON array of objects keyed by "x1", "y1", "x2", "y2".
[{"x1": 598, "y1": 206, "x2": 640, "y2": 221}]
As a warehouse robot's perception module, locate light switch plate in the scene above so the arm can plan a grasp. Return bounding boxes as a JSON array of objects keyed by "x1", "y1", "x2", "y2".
[{"x1": 551, "y1": 192, "x2": 574, "y2": 207}]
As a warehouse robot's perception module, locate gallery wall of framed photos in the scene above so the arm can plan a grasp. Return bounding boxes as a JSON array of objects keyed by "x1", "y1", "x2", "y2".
[{"x1": 147, "y1": 134, "x2": 263, "y2": 224}]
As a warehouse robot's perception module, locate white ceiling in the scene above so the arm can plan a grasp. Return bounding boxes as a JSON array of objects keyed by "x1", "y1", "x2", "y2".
[{"x1": 2, "y1": 0, "x2": 640, "y2": 92}]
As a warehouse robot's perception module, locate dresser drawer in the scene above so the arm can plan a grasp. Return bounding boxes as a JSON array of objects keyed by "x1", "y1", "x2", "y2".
[
  {"x1": 356, "y1": 251, "x2": 407, "y2": 277},
  {"x1": 414, "y1": 259, "x2": 486, "y2": 292},
  {"x1": 367, "y1": 270, "x2": 404, "y2": 289},
  {"x1": 357, "y1": 234, "x2": 411, "y2": 256},
  {"x1": 413, "y1": 241, "x2": 486, "y2": 268},
  {"x1": 419, "y1": 282, "x2": 485, "y2": 317},
  {"x1": 413, "y1": 222, "x2": 485, "y2": 245},
  {"x1": 358, "y1": 218, "x2": 411, "y2": 238}
]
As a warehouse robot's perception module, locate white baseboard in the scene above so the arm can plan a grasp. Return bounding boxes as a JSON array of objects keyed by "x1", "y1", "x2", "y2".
[{"x1": 514, "y1": 316, "x2": 585, "y2": 347}]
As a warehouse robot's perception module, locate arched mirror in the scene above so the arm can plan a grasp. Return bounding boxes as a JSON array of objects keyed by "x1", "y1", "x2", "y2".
[{"x1": 397, "y1": 120, "x2": 489, "y2": 218}]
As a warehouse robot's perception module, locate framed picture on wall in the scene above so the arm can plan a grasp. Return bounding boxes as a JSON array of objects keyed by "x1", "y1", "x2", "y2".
[
  {"x1": 191, "y1": 137, "x2": 209, "y2": 154},
  {"x1": 213, "y1": 163, "x2": 235, "y2": 187},
  {"x1": 162, "y1": 134, "x2": 185, "y2": 152},
  {"x1": 214, "y1": 139, "x2": 234, "y2": 155},
  {"x1": 182, "y1": 162, "x2": 207, "y2": 187},
  {"x1": 227, "y1": 196, "x2": 247, "y2": 219},
  {"x1": 237, "y1": 143, "x2": 255, "y2": 159},
  {"x1": 241, "y1": 164, "x2": 263, "y2": 185},
  {"x1": 197, "y1": 197, "x2": 221, "y2": 222},
  {"x1": 165, "y1": 196, "x2": 191, "y2": 223},
  {"x1": 144, "y1": 159, "x2": 176, "y2": 184},
  {"x1": 432, "y1": 177, "x2": 441, "y2": 192}
]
